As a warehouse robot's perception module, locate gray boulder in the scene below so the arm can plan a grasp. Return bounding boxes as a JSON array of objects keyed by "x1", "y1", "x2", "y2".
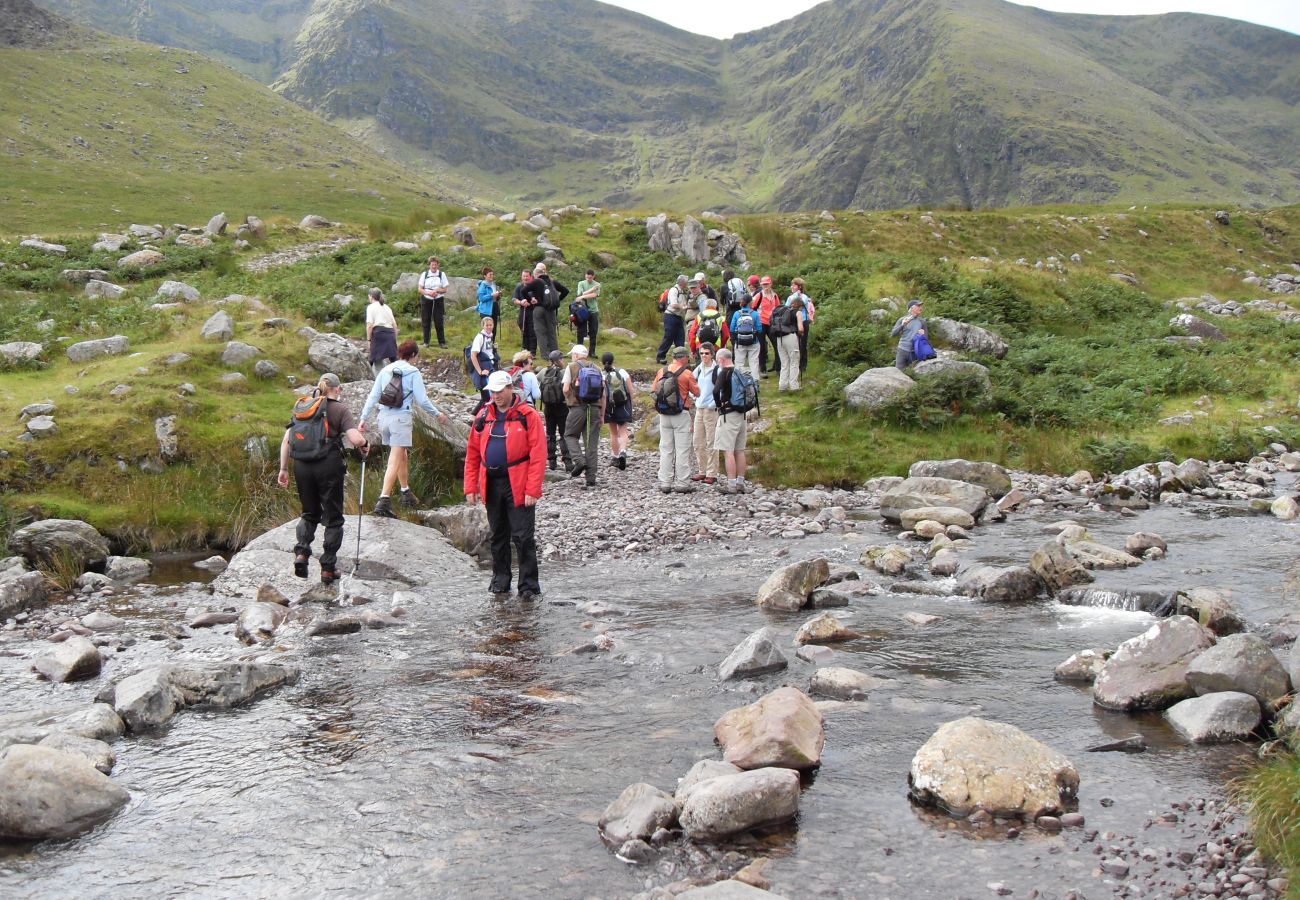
[
  {"x1": 675, "y1": 760, "x2": 742, "y2": 801},
  {"x1": 84, "y1": 280, "x2": 125, "y2": 299},
  {"x1": 844, "y1": 366, "x2": 914, "y2": 412},
  {"x1": 879, "y1": 477, "x2": 990, "y2": 523},
  {"x1": 299, "y1": 215, "x2": 332, "y2": 229},
  {"x1": 911, "y1": 358, "x2": 992, "y2": 396},
  {"x1": 0, "y1": 566, "x2": 48, "y2": 619},
  {"x1": 1185, "y1": 633, "x2": 1291, "y2": 710},
  {"x1": 66, "y1": 335, "x2": 129, "y2": 363},
  {"x1": 927, "y1": 317, "x2": 1008, "y2": 358},
  {"x1": 1170, "y1": 314, "x2": 1226, "y2": 342},
  {"x1": 112, "y1": 668, "x2": 183, "y2": 731},
  {"x1": 62, "y1": 269, "x2": 110, "y2": 285},
  {"x1": 681, "y1": 216, "x2": 709, "y2": 263},
  {"x1": 861, "y1": 544, "x2": 911, "y2": 576},
  {"x1": 307, "y1": 332, "x2": 371, "y2": 383},
  {"x1": 809, "y1": 666, "x2": 889, "y2": 700},
  {"x1": 244, "y1": 215, "x2": 267, "y2": 239},
  {"x1": 0, "y1": 341, "x2": 43, "y2": 365},
  {"x1": 753, "y1": 556, "x2": 829, "y2": 612},
  {"x1": 1165, "y1": 692, "x2": 1261, "y2": 743},
  {"x1": 19, "y1": 239, "x2": 67, "y2": 256},
  {"x1": 118, "y1": 248, "x2": 163, "y2": 268},
  {"x1": 598, "y1": 783, "x2": 678, "y2": 846},
  {"x1": 1092, "y1": 616, "x2": 1216, "y2": 711},
  {"x1": 220, "y1": 341, "x2": 260, "y2": 367},
  {"x1": 9, "y1": 518, "x2": 110, "y2": 570},
  {"x1": 1054, "y1": 648, "x2": 1110, "y2": 683},
  {"x1": 1172, "y1": 587, "x2": 1246, "y2": 636},
  {"x1": 200, "y1": 310, "x2": 234, "y2": 342},
  {"x1": 253, "y1": 360, "x2": 279, "y2": 379},
  {"x1": 646, "y1": 214, "x2": 673, "y2": 253},
  {"x1": 92, "y1": 234, "x2": 127, "y2": 253},
  {"x1": 1124, "y1": 532, "x2": 1167, "y2": 556},
  {"x1": 419, "y1": 505, "x2": 490, "y2": 561},
  {"x1": 204, "y1": 213, "x2": 228, "y2": 236},
  {"x1": 0, "y1": 703, "x2": 124, "y2": 746},
  {"x1": 907, "y1": 459, "x2": 1011, "y2": 497},
  {"x1": 156, "y1": 280, "x2": 200, "y2": 302},
  {"x1": 956, "y1": 565, "x2": 1041, "y2": 603},
  {"x1": 719, "y1": 628, "x2": 788, "y2": 681},
  {"x1": 678, "y1": 767, "x2": 800, "y2": 841},
  {"x1": 111, "y1": 660, "x2": 299, "y2": 732},
  {"x1": 26, "y1": 415, "x2": 57, "y2": 438},
  {"x1": 1029, "y1": 541, "x2": 1093, "y2": 593},
  {"x1": 37, "y1": 734, "x2": 115, "y2": 775},
  {"x1": 154, "y1": 416, "x2": 179, "y2": 462},
  {"x1": 32, "y1": 637, "x2": 102, "y2": 683},
  {"x1": 104, "y1": 556, "x2": 151, "y2": 583},
  {"x1": 0, "y1": 745, "x2": 129, "y2": 840}
]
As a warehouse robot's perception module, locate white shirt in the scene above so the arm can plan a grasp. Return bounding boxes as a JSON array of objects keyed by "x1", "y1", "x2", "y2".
[
  {"x1": 366, "y1": 302, "x2": 396, "y2": 330},
  {"x1": 419, "y1": 269, "x2": 448, "y2": 297}
]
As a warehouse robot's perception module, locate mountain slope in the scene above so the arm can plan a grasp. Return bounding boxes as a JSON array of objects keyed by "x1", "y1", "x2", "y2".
[
  {"x1": 0, "y1": 0, "x2": 445, "y2": 232},
  {"x1": 28, "y1": 0, "x2": 1300, "y2": 212}
]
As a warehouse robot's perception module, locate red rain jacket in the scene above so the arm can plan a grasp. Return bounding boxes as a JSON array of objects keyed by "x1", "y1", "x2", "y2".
[{"x1": 463, "y1": 397, "x2": 546, "y2": 506}]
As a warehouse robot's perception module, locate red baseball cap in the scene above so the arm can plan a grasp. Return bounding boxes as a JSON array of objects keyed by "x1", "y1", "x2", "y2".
[
  {"x1": 747, "y1": 275, "x2": 760, "y2": 286},
  {"x1": 760, "y1": 276, "x2": 772, "y2": 286}
]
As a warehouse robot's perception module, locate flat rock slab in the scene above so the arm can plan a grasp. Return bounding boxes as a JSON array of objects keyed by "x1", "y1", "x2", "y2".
[
  {"x1": 678, "y1": 767, "x2": 800, "y2": 841},
  {"x1": 908, "y1": 459, "x2": 1011, "y2": 497},
  {"x1": 110, "y1": 660, "x2": 299, "y2": 732},
  {"x1": 0, "y1": 745, "x2": 129, "y2": 840},
  {"x1": 1093, "y1": 616, "x2": 1216, "y2": 711},
  {"x1": 1165, "y1": 692, "x2": 1261, "y2": 743},
  {"x1": 880, "y1": 477, "x2": 990, "y2": 523},
  {"x1": 809, "y1": 666, "x2": 891, "y2": 700}
]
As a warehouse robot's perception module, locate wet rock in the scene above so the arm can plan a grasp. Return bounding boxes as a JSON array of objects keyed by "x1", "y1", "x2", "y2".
[
  {"x1": 1054, "y1": 648, "x2": 1111, "y2": 683},
  {"x1": 194, "y1": 555, "x2": 227, "y2": 573},
  {"x1": 111, "y1": 668, "x2": 183, "y2": 731},
  {"x1": 104, "y1": 556, "x2": 151, "y2": 583},
  {"x1": 255, "y1": 584, "x2": 290, "y2": 606},
  {"x1": 81, "y1": 611, "x2": 125, "y2": 632},
  {"x1": 793, "y1": 612, "x2": 860, "y2": 645},
  {"x1": 0, "y1": 704, "x2": 124, "y2": 745},
  {"x1": 902, "y1": 611, "x2": 940, "y2": 627},
  {"x1": 1165, "y1": 692, "x2": 1261, "y2": 743},
  {"x1": 1172, "y1": 587, "x2": 1245, "y2": 636},
  {"x1": 794, "y1": 645, "x2": 834, "y2": 665},
  {"x1": 235, "y1": 602, "x2": 289, "y2": 644},
  {"x1": 679, "y1": 767, "x2": 800, "y2": 842},
  {"x1": 913, "y1": 520, "x2": 945, "y2": 539},
  {"x1": 929, "y1": 550, "x2": 959, "y2": 576},
  {"x1": 714, "y1": 686, "x2": 824, "y2": 770},
  {"x1": 956, "y1": 565, "x2": 1041, "y2": 603},
  {"x1": 188, "y1": 611, "x2": 238, "y2": 628},
  {"x1": 1185, "y1": 633, "x2": 1291, "y2": 709},
  {"x1": 1029, "y1": 541, "x2": 1093, "y2": 592},
  {"x1": 111, "y1": 660, "x2": 298, "y2": 732},
  {"x1": 879, "y1": 477, "x2": 990, "y2": 523},
  {"x1": 807, "y1": 587, "x2": 851, "y2": 608},
  {"x1": 1056, "y1": 586, "x2": 1175, "y2": 614},
  {"x1": 1273, "y1": 496, "x2": 1299, "y2": 520},
  {"x1": 843, "y1": 366, "x2": 914, "y2": 412},
  {"x1": 908, "y1": 459, "x2": 1012, "y2": 497},
  {"x1": 598, "y1": 783, "x2": 678, "y2": 846},
  {"x1": 1124, "y1": 532, "x2": 1167, "y2": 556},
  {"x1": 675, "y1": 760, "x2": 742, "y2": 801},
  {"x1": 861, "y1": 544, "x2": 911, "y2": 576},
  {"x1": 0, "y1": 566, "x2": 48, "y2": 619},
  {"x1": 616, "y1": 838, "x2": 654, "y2": 863},
  {"x1": 899, "y1": 506, "x2": 976, "y2": 530},
  {"x1": 677, "y1": 880, "x2": 789, "y2": 899},
  {"x1": 32, "y1": 636, "x2": 102, "y2": 683},
  {"x1": 1084, "y1": 735, "x2": 1147, "y2": 753},
  {"x1": 9, "y1": 518, "x2": 110, "y2": 571},
  {"x1": 809, "y1": 666, "x2": 888, "y2": 700},
  {"x1": 1063, "y1": 538, "x2": 1142, "y2": 570},
  {"x1": 909, "y1": 717, "x2": 1079, "y2": 818},
  {"x1": 0, "y1": 745, "x2": 129, "y2": 840},
  {"x1": 753, "y1": 556, "x2": 829, "y2": 612},
  {"x1": 418, "y1": 505, "x2": 490, "y2": 561},
  {"x1": 719, "y1": 628, "x2": 788, "y2": 681},
  {"x1": 37, "y1": 733, "x2": 115, "y2": 775},
  {"x1": 308, "y1": 615, "x2": 362, "y2": 636},
  {"x1": 1092, "y1": 616, "x2": 1216, "y2": 711}
]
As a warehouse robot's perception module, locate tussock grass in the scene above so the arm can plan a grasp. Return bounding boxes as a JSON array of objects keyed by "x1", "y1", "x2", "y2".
[{"x1": 1236, "y1": 746, "x2": 1300, "y2": 896}]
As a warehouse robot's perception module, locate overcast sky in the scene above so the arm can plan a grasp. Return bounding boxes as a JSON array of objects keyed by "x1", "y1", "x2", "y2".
[{"x1": 601, "y1": 0, "x2": 1300, "y2": 39}]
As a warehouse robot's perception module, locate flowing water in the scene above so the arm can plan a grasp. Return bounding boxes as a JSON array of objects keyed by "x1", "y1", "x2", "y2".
[{"x1": 1, "y1": 477, "x2": 1296, "y2": 898}]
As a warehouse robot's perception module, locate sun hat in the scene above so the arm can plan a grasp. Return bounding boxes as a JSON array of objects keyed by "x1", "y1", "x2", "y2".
[{"x1": 486, "y1": 371, "x2": 512, "y2": 392}]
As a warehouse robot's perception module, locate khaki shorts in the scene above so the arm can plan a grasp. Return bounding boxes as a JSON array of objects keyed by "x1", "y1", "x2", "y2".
[
  {"x1": 713, "y1": 412, "x2": 747, "y2": 451},
  {"x1": 377, "y1": 409, "x2": 413, "y2": 448}
]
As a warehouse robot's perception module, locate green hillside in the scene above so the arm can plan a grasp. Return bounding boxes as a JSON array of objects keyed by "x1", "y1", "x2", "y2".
[{"x1": 0, "y1": 12, "x2": 449, "y2": 232}]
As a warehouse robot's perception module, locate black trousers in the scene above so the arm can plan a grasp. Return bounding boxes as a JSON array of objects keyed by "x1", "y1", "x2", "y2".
[
  {"x1": 766, "y1": 329, "x2": 783, "y2": 373},
  {"x1": 544, "y1": 401, "x2": 571, "y2": 465},
  {"x1": 656, "y1": 314, "x2": 685, "y2": 364},
  {"x1": 799, "y1": 321, "x2": 810, "y2": 373},
  {"x1": 519, "y1": 307, "x2": 536, "y2": 354},
  {"x1": 293, "y1": 452, "x2": 345, "y2": 570},
  {"x1": 420, "y1": 296, "x2": 445, "y2": 346},
  {"x1": 577, "y1": 311, "x2": 599, "y2": 357},
  {"x1": 485, "y1": 473, "x2": 540, "y2": 594}
]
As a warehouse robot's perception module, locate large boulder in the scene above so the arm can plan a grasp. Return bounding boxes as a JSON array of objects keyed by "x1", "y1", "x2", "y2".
[
  {"x1": 1165, "y1": 692, "x2": 1261, "y2": 744},
  {"x1": 714, "y1": 687, "x2": 824, "y2": 770},
  {"x1": 84, "y1": 280, "x2": 125, "y2": 299},
  {"x1": 1092, "y1": 616, "x2": 1216, "y2": 711},
  {"x1": 678, "y1": 768, "x2": 800, "y2": 841},
  {"x1": 66, "y1": 335, "x2": 129, "y2": 363},
  {"x1": 9, "y1": 519, "x2": 110, "y2": 571},
  {"x1": 908, "y1": 717, "x2": 1078, "y2": 818},
  {"x1": 200, "y1": 310, "x2": 234, "y2": 342},
  {"x1": 0, "y1": 745, "x2": 129, "y2": 840},
  {"x1": 719, "y1": 628, "x2": 788, "y2": 681},
  {"x1": 307, "y1": 332, "x2": 372, "y2": 383},
  {"x1": 598, "y1": 783, "x2": 678, "y2": 846},
  {"x1": 753, "y1": 556, "x2": 829, "y2": 612},
  {"x1": 907, "y1": 459, "x2": 1011, "y2": 497},
  {"x1": 910, "y1": 359, "x2": 992, "y2": 396},
  {"x1": 0, "y1": 341, "x2": 43, "y2": 365},
  {"x1": 0, "y1": 565, "x2": 48, "y2": 619},
  {"x1": 418, "y1": 505, "x2": 490, "y2": 561},
  {"x1": 1184, "y1": 634, "x2": 1291, "y2": 710},
  {"x1": 117, "y1": 248, "x2": 164, "y2": 269},
  {"x1": 927, "y1": 317, "x2": 1008, "y2": 358},
  {"x1": 111, "y1": 668, "x2": 183, "y2": 731},
  {"x1": 1171, "y1": 588, "x2": 1246, "y2": 636},
  {"x1": 110, "y1": 660, "x2": 299, "y2": 732},
  {"x1": 32, "y1": 637, "x2": 101, "y2": 683},
  {"x1": 646, "y1": 213, "x2": 673, "y2": 253},
  {"x1": 156, "y1": 280, "x2": 200, "y2": 302},
  {"x1": 879, "y1": 477, "x2": 990, "y2": 523},
  {"x1": 1029, "y1": 541, "x2": 1093, "y2": 593},
  {"x1": 1169, "y1": 313, "x2": 1226, "y2": 342},
  {"x1": 681, "y1": 216, "x2": 709, "y2": 263},
  {"x1": 220, "y1": 341, "x2": 260, "y2": 367},
  {"x1": 899, "y1": 506, "x2": 975, "y2": 530},
  {"x1": 204, "y1": 213, "x2": 228, "y2": 236},
  {"x1": 843, "y1": 367, "x2": 914, "y2": 412},
  {"x1": 956, "y1": 565, "x2": 1041, "y2": 603}
]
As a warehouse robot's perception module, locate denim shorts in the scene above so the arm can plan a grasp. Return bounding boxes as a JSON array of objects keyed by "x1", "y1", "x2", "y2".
[{"x1": 377, "y1": 408, "x2": 413, "y2": 448}]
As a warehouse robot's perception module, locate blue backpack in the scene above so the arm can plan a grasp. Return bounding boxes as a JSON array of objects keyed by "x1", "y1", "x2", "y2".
[
  {"x1": 911, "y1": 332, "x2": 937, "y2": 362},
  {"x1": 575, "y1": 363, "x2": 605, "y2": 403}
]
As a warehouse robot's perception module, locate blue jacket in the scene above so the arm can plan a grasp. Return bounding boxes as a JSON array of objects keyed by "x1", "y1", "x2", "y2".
[
  {"x1": 361, "y1": 361, "x2": 443, "y2": 420},
  {"x1": 476, "y1": 280, "x2": 497, "y2": 317}
]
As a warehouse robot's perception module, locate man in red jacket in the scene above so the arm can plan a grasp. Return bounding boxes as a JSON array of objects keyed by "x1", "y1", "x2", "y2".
[{"x1": 464, "y1": 370, "x2": 547, "y2": 599}]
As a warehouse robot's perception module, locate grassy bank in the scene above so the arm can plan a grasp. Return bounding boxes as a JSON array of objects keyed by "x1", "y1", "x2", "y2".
[{"x1": 1238, "y1": 738, "x2": 1300, "y2": 896}]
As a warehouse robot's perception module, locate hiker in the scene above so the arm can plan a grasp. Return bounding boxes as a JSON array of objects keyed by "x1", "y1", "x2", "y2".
[
  {"x1": 787, "y1": 277, "x2": 815, "y2": 374},
  {"x1": 468, "y1": 315, "x2": 498, "y2": 413},
  {"x1": 688, "y1": 297, "x2": 729, "y2": 361},
  {"x1": 772, "y1": 296, "x2": 805, "y2": 391},
  {"x1": 691, "y1": 343, "x2": 721, "y2": 485},
  {"x1": 509, "y1": 350, "x2": 542, "y2": 406},
  {"x1": 721, "y1": 268, "x2": 749, "y2": 318},
  {"x1": 417, "y1": 256, "x2": 449, "y2": 348},
  {"x1": 693, "y1": 271, "x2": 718, "y2": 312},
  {"x1": 729, "y1": 295, "x2": 763, "y2": 381},
  {"x1": 655, "y1": 274, "x2": 690, "y2": 364},
  {"x1": 753, "y1": 276, "x2": 780, "y2": 376},
  {"x1": 712, "y1": 349, "x2": 754, "y2": 494},
  {"x1": 365, "y1": 287, "x2": 398, "y2": 376},
  {"x1": 652, "y1": 346, "x2": 700, "y2": 493},
  {"x1": 538, "y1": 350, "x2": 572, "y2": 471},
  {"x1": 464, "y1": 370, "x2": 546, "y2": 600},
  {"x1": 277, "y1": 373, "x2": 369, "y2": 585},
  {"x1": 525, "y1": 262, "x2": 567, "y2": 359},
  {"x1": 891, "y1": 299, "x2": 927, "y2": 369},
  {"x1": 601, "y1": 351, "x2": 633, "y2": 470},
  {"x1": 359, "y1": 340, "x2": 452, "y2": 517},
  {"x1": 477, "y1": 267, "x2": 502, "y2": 335},
  {"x1": 513, "y1": 269, "x2": 537, "y2": 354},
  {"x1": 573, "y1": 269, "x2": 601, "y2": 357},
  {"x1": 562, "y1": 344, "x2": 606, "y2": 487}
]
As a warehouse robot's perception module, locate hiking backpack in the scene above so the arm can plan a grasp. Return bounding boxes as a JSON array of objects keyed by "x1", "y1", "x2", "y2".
[
  {"x1": 732, "y1": 310, "x2": 758, "y2": 346},
  {"x1": 605, "y1": 369, "x2": 628, "y2": 407},
  {"x1": 911, "y1": 331, "x2": 937, "y2": 362},
  {"x1": 728, "y1": 368, "x2": 759, "y2": 415},
  {"x1": 696, "y1": 314, "x2": 720, "y2": 347},
  {"x1": 378, "y1": 368, "x2": 408, "y2": 409},
  {"x1": 287, "y1": 395, "x2": 333, "y2": 462},
  {"x1": 657, "y1": 288, "x2": 671, "y2": 313},
  {"x1": 768, "y1": 305, "x2": 796, "y2": 337},
  {"x1": 653, "y1": 367, "x2": 685, "y2": 415},
  {"x1": 569, "y1": 299, "x2": 590, "y2": 323},
  {"x1": 539, "y1": 365, "x2": 565, "y2": 405},
  {"x1": 575, "y1": 362, "x2": 605, "y2": 403}
]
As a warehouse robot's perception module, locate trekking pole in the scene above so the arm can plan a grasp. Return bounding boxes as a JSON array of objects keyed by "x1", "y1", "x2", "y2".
[{"x1": 354, "y1": 453, "x2": 366, "y2": 574}]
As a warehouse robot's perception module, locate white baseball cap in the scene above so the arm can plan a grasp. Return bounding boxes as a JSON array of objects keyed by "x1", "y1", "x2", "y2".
[
  {"x1": 486, "y1": 371, "x2": 512, "y2": 392},
  {"x1": 569, "y1": 344, "x2": 588, "y2": 357}
]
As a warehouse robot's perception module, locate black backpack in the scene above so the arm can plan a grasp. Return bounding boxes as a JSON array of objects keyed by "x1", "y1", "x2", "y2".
[
  {"x1": 769, "y1": 305, "x2": 796, "y2": 337},
  {"x1": 696, "y1": 314, "x2": 721, "y2": 347},
  {"x1": 539, "y1": 364, "x2": 565, "y2": 405},
  {"x1": 653, "y1": 367, "x2": 685, "y2": 415},
  {"x1": 379, "y1": 368, "x2": 408, "y2": 408},
  {"x1": 287, "y1": 395, "x2": 333, "y2": 461}
]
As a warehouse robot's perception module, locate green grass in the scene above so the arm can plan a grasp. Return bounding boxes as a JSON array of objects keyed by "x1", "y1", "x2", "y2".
[{"x1": 1237, "y1": 744, "x2": 1300, "y2": 898}]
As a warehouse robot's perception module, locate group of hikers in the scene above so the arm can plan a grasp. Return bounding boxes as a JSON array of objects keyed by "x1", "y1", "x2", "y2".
[{"x1": 279, "y1": 260, "x2": 817, "y2": 598}]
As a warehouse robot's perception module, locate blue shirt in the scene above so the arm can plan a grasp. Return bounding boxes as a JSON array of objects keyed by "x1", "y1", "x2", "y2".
[
  {"x1": 360, "y1": 360, "x2": 443, "y2": 420},
  {"x1": 518, "y1": 370, "x2": 542, "y2": 406},
  {"x1": 484, "y1": 415, "x2": 508, "y2": 469},
  {"x1": 694, "y1": 363, "x2": 718, "y2": 409},
  {"x1": 729, "y1": 308, "x2": 763, "y2": 336}
]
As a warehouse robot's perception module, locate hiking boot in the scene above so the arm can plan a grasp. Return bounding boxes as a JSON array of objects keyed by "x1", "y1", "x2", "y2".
[
  {"x1": 701, "y1": 477, "x2": 716, "y2": 485},
  {"x1": 617, "y1": 456, "x2": 627, "y2": 470},
  {"x1": 568, "y1": 461, "x2": 587, "y2": 479},
  {"x1": 689, "y1": 474, "x2": 706, "y2": 482},
  {"x1": 320, "y1": 568, "x2": 339, "y2": 586},
  {"x1": 658, "y1": 484, "x2": 672, "y2": 494},
  {"x1": 518, "y1": 590, "x2": 541, "y2": 602},
  {"x1": 673, "y1": 484, "x2": 695, "y2": 494},
  {"x1": 373, "y1": 496, "x2": 397, "y2": 518},
  {"x1": 548, "y1": 459, "x2": 557, "y2": 470},
  {"x1": 487, "y1": 583, "x2": 510, "y2": 596},
  {"x1": 293, "y1": 554, "x2": 309, "y2": 578},
  {"x1": 585, "y1": 477, "x2": 598, "y2": 488},
  {"x1": 399, "y1": 488, "x2": 419, "y2": 509}
]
